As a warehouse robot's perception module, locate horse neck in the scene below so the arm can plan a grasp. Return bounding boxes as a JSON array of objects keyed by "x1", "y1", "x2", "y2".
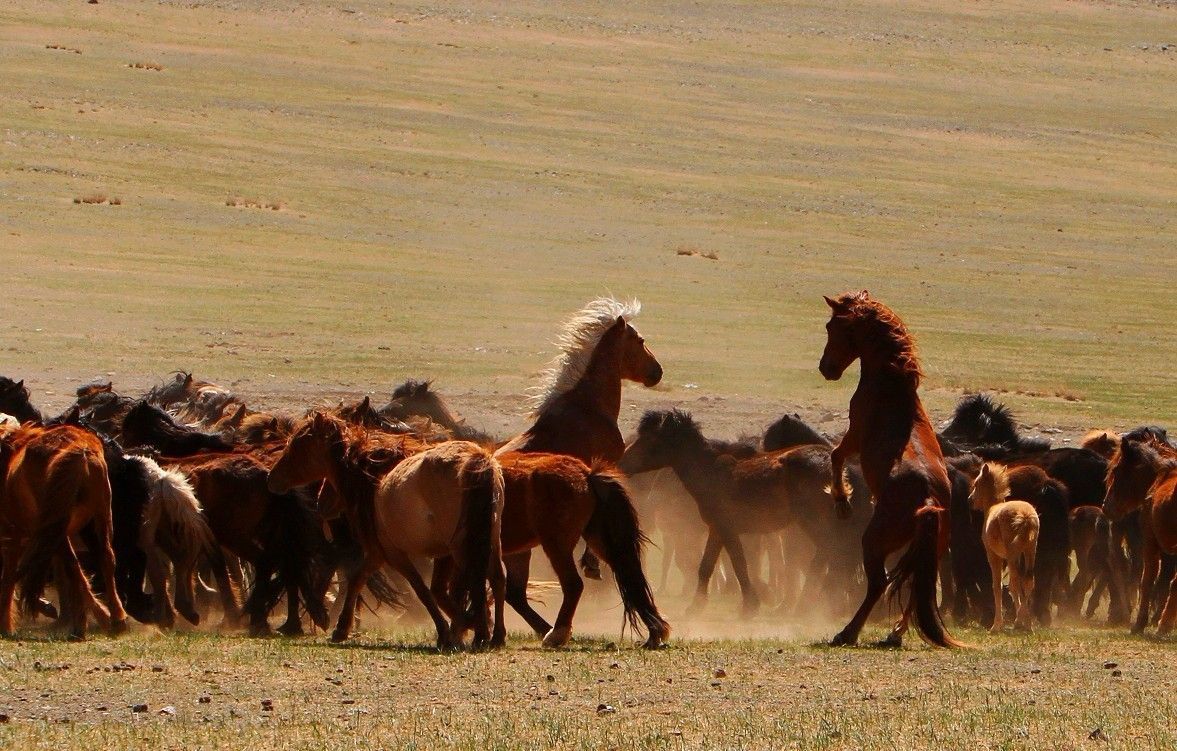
[
  {"x1": 563, "y1": 330, "x2": 624, "y2": 419},
  {"x1": 667, "y1": 441, "x2": 720, "y2": 492},
  {"x1": 425, "y1": 397, "x2": 463, "y2": 431}
]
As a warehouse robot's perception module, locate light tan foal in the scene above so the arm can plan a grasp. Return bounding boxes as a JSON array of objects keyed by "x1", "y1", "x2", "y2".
[{"x1": 970, "y1": 463, "x2": 1040, "y2": 632}]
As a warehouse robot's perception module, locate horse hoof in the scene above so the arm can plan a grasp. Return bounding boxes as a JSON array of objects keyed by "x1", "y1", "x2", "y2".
[
  {"x1": 249, "y1": 625, "x2": 275, "y2": 638},
  {"x1": 876, "y1": 634, "x2": 903, "y2": 649},
  {"x1": 37, "y1": 599, "x2": 59, "y2": 620},
  {"x1": 490, "y1": 630, "x2": 507, "y2": 649},
  {"x1": 330, "y1": 628, "x2": 351, "y2": 643},
  {"x1": 181, "y1": 609, "x2": 201, "y2": 627},
  {"x1": 278, "y1": 621, "x2": 305, "y2": 637},
  {"x1": 109, "y1": 619, "x2": 129, "y2": 636},
  {"x1": 830, "y1": 631, "x2": 856, "y2": 647},
  {"x1": 542, "y1": 626, "x2": 572, "y2": 649}
]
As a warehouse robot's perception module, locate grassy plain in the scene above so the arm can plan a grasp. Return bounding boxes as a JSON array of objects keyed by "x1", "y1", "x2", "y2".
[
  {"x1": 0, "y1": 625, "x2": 1174, "y2": 750},
  {"x1": 0, "y1": 0, "x2": 1174, "y2": 434}
]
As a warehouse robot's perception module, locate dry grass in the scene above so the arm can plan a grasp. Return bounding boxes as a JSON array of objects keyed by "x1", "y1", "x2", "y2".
[
  {"x1": 127, "y1": 61, "x2": 164, "y2": 71},
  {"x1": 0, "y1": 624, "x2": 1172, "y2": 750},
  {"x1": 72, "y1": 193, "x2": 120, "y2": 205},
  {"x1": 226, "y1": 196, "x2": 285, "y2": 210}
]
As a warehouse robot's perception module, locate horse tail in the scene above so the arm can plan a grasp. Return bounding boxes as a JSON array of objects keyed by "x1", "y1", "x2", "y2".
[
  {"x1": 453, "y1": 451, "x2": 502, "y2": 619},
  {"x1": 16, "y1": 447, "x2": 97, "y2": 614},
  {"x1": 585, "y1": 465, "x2": 670, "y2": 648},
  {"x1": 134, "y1": 457, "x2": 217, "y2": 558},
  {"x1": 888, "y1": 504, "x2": 966, "y2": 649},
  {"x1": 246, "y1": 487, "x2": 330, "y2": 631}
]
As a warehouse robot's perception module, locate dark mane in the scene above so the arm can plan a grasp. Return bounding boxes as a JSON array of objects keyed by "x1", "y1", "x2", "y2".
[
  {"x1": 636, "y1": 409, "x2": 705, "y2": 445},
  {"x1": 762, "y1": 412, "x2": 830, "y2": 452},
  {"x1": 940, "y1": 393, "x2": 1051, "y2": 455},
  {"x1": 120, "y1": 400, "x2": 233, "y2": 456},
  {"x1": 391, "y1": 379, "x2": 434, "y2": 400},
  {"x1": 0, "y1": 376, "x2": 44, "y2": 424},
  {"x1": 837, "y1": 293, "x2": 923, "y2": 382}
]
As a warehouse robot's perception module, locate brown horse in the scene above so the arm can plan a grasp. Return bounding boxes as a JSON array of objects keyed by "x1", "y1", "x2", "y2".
[
  {"x1": 1103, "y1": 434, "x2": 1177, "y2": 635},
  {"x1": 164, "y1": 451, "x2": 331, "y2": 636},
  {"x1": 617, "y1": 409, "x2": 866, "y2": 617},
  {"x1": 265, "y1": 413, "x2": 423, "y2": 641},
  {"x1": 496, "y1": 297, "x2": 662, "y2": 615},
  {"x1": 379, "y1": 380, "x2": 494, "y2": 444},
  {"x1": 819, "y1": 290, "x2": 962, "y2": 648},
  {"x1": 268, "y1": 413, "x2": 505, "y2": 649},
  {"x1": 0, "y1": 423, "x2": 128, "y2": 638}
]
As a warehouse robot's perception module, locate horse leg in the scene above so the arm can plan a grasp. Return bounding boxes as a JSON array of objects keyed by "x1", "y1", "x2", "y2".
[
  {"x1": 144, "y1": 542, "x2": 178, "y2": 630},
  {"x1": 0, "y1": 548, "x2": 19, "y2": 636},
  {"x1": 331, "y1": 557, "x2": 378, "y2": 643},
  {"x1": 578, "y1": 545, "x2": 602, "y2": 581},
  {"x1": 385, "y1": 549, "x2": 453, "y2": 650},
  {"x1": 62, "y1": 538, "x2": 110, "y2": 639},
  {"x1": 211, "y1": 553, "x2": 244, "y2": 628},
  {"x1": 488, "y1": 550, "x2": 508, "y2": 649},
  {"x1": 831, "y1": 521, "x2": 888, "y2": 647},
  {"x1": 1155, "y1": 568, "x2": 1177, "y2": 636},
  {"x1": 539, "y1": 543, "x2": 583, "y2": 649},
  {"x1": 503, "y1": 550, "x2": 551, "y2": 637},
  {"x1": 988, "y1": 550, "x2": 1006, "y2": 633},
  {"x1": 690, "y1": 529, "x2": 723, "y2": 614},
  {"x1": 430, "y1": 556, "x2": 461, "y2": 622},
  {"x1": 1132, "y1": 541, "x2": 1160, "y2": 634},
  {"x1": 717, "y1": 528, "x2": 760, "y2": 616},
  {"x1": 94, "y1": 511, "x2": 129, "y2": 634},
  {"x1": 173, "y1": 551, "x2": 201, "y2": 626},
  {"x1": 277, "y1": 583, "x2": 304, "y2": 636}
]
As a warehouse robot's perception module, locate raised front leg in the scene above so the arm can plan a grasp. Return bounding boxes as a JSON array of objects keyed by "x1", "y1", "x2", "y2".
[{"x1": 828, "y1": 426, "x2": 861, "y2": 520}]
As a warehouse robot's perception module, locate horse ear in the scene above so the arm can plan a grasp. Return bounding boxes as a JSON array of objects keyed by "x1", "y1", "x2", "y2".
[
  {"x1": 360, "y1": 395, "x2": 370, "y2": 409},
  {"x1": 823, "y1": 295, "x2": 838, "y2": 310},
  {"x1": 979, "y1": 463, "x2": 991, "y2": 478},
  {"x1": 183, "y1": 373, "x2": 193, "y2": 386},
  {"x1": 858, "y1": 289, "x2": 870, "y2": 299},
  {"x1": 312, "y1": 411, "x2": 325, "y2": 427},
  {"x1": 16, "y1": 380, "x2": 24, "y2": 389}
]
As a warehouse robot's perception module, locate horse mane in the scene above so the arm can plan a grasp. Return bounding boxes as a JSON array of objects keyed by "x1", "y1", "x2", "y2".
[
  {"x1": 528, "y1": 297, "x2": 640, "y2": 416},
  {"x1": 391, "y1": 379, "x2": 434, "y2": 400},
  {"x1": 637, "y1": 409, "x2": 705, "y2": 444},
  {"x1": 974, "y1": 462, "x2": 1011, "y2": 507},
  {"x1": 836, "y1": 292, "x2": 922, "y2": 383}
]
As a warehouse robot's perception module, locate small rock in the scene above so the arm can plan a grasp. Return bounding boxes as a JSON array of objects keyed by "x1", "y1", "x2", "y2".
[
  {"x1": 1030, "y1": 667, "x2": 1041, "y2": 675},
  {"x1": 609, "y1": 662, "x2": 620, "y2": 670},
  {"x1": 596, "y1": 704, "x2": 616, "y2": 715},
  {"x1": 1112, "y1": 669, "x2": 1122, "y2": 677},
  {"x1": 1103, "y1": 661, "x2": 1117, "y2": 669},
  {"x1": 261, "y1": 699, "x2": 274, "y2": 711},
  {"x1": 96, "y1": 706, "x2": 108, "y2": 712},
  {"x1": 713, "y1": 668, "x2": 726, "y2": 678},
  {"x1": 152, "y1": 666, "x2": 164, "y2": 673},
  {"x1": 158, "y1": 706, "x2": 175, "y2": 717},
  {"x1": 198, "y1": 696, "x2": 211, "y2": 704},
  {"x1": 545, "y1": 674, "x2": 555, "y2": 682},
  {"x1": 1089, "y1": 727, "x2": 1109, "y2": 742},
  {"x1": 341, "y1": 699, "x2": 355, "y2": 705},
  {"x1": 0, "y1": 714, "x2": 8, "y2": 723},
  {"x1": 131, "y1": 703, "x2": 148, "y2": 713}
]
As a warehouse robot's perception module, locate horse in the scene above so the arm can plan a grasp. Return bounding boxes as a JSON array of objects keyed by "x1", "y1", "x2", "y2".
[
  {"x1": 819, "y1": 290, "x2": 962, "y2": 648},
  {"x1": 496, "y1": 297, "x2": 662, "y2": 596},
  {"x1": 761, "y1": 412, "x2": 832, "y2": 451},
  {"x1": 944, "y1": 454, "x2": 994, "y2": 626},
  {"x1": 0, "y1": 377, "x2": 47, "y2": 424},
  {"x1": 969, "y1": 463, "x2": 1041, "y2": 632},
  {"x1": 328, "y1": 395, "x2": 413, "y2": 434},
  {"x1": 1103, "y1": 434, "x2": 1177, "y2": 635},
  {"x1": 163, "y1": 451, "x2": 331, "y2": 636},
  {"x1": 618, "y1": 409, "x2": 867, "y2": 617},
  {"x1": 1066, "y1": 505, "x2": 1129, "y2": 622},
  {"x1": 269, "y1": 413, "x2": 505, "y2": 649},
  {"x1": 378, "y1": 380, "x2": 494, "y2": 443},
  {"x1": 120, "y1": 401, "x2": 234, "y2": 456},
  {"x1": 938, "y1": 393, "x2": 1051, "y2": 457},
  {"x1": 145, "y1": 371, "x2": 244, "y2": 428},
  {"x1": 0, "y1": 423, "x2": 128, "y2": 638},
  {"x1": 266, "y1": 412, "x2": 424, "y2": 641}
]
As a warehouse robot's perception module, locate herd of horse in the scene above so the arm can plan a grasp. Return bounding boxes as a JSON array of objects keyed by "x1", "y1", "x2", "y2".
[{"x1": 0, "y1": 293, "x2": 1173, "y2": 650}]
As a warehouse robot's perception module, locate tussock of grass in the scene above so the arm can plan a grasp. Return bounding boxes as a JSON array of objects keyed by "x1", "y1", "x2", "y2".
[{"x1": 128, "y1": 61, "x2": 163, "y2": 71}]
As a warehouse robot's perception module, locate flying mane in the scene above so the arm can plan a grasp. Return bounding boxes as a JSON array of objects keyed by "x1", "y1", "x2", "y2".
[
  {"x1": 527, "y1": 297, "x2": 641, "y2": 415},
  {"x1": 837, "y1": 292, "x2": 923, "y2": 384}
]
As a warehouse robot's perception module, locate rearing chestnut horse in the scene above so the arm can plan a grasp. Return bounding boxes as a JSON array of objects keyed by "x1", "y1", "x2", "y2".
[
  {"x1": 819, "y1": 290, "x2": 962, "y2": 648},
  {"x1": 495, "y1": 297, "x2": 662, "y2": 637}
]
